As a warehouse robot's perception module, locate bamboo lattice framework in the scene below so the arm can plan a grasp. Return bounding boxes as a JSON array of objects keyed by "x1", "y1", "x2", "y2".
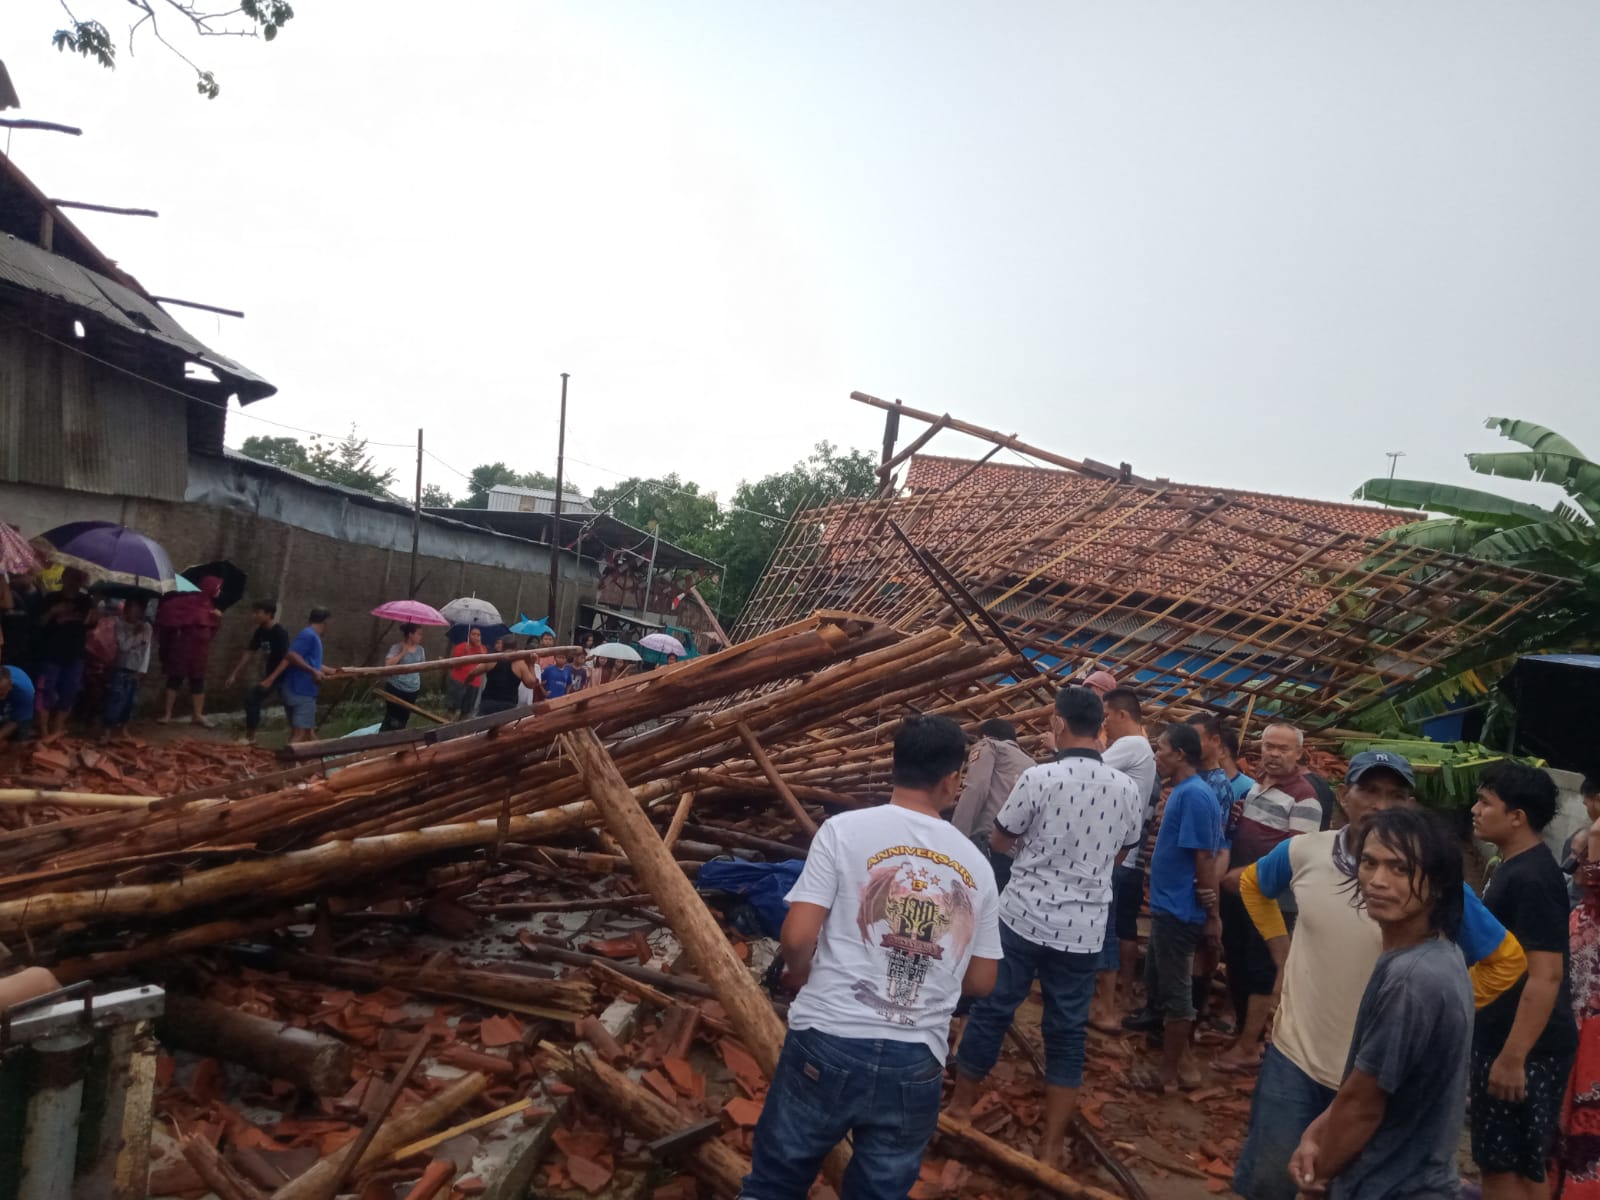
[{"x1": 731, "y1": 463, "x2": 1572, "y2": 732}]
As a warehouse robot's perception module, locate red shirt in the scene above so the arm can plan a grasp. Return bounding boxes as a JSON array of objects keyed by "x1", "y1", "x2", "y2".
[{"x1": 450, "y1": 641, "x2": 485, "y2": 687}]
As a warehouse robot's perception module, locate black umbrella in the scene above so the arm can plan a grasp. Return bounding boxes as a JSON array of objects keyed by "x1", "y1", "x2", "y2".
[{"x1": 181, "y1": 560, "x2": 248, "y2": 611}]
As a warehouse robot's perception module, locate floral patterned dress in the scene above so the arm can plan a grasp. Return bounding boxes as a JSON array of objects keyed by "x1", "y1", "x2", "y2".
[{"x1": 1558, "y1": 857, "x2": 1600, "y2": 1196}]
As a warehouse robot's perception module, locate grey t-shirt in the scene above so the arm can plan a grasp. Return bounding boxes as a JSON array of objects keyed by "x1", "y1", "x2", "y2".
[
  {"x1": 386, "y1": 644, "x2": 426, "y2": 693},
  {"x1": 1330, "y1": 936, "x2": 1472, "y2": 1200}
]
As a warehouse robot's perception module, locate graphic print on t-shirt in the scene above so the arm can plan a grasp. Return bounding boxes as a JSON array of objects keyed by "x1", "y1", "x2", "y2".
[{"x1": 852, "y1": 847, "x2": 976, "y2": 1022}]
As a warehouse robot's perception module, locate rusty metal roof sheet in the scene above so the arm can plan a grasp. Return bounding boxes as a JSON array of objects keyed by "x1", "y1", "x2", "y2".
[{"x1": 0, "y1": 231, "x2": 274, "y2": 402}]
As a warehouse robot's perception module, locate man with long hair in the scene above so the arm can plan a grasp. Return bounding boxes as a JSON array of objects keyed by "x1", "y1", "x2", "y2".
[{"x1": 1288, "y1": 807, "x2": 1473, "y2": 1195}]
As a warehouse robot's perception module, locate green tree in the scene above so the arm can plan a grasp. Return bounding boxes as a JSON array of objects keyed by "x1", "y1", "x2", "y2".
[
  {"x1": 305, "y1": 427, "x2": 396, "y2": 497},
  {"x1": 1351, "y1": 417, "x2": 1600, "y2": 732},
  {"x1": 421, "y1": 484, "x2": 455, "y2": 508},
  {"x1": 453, "y1": 463, "x2": 582, "y2": 509},
  {"x1": 590, "y1": 475, "x2": 722, "y2": 550},
  {"x1": 239, "y1": 434, "x2": 311, "y2": 473},
  {"x1": 51, "y1": 0, "x2": 294, "y2": 98},
  {"x1": 706, "y1": 442, "x2": 878, "y2": 622},
  {"x1": 239, "y1": 428, "x2": 395, "y2": 497}
]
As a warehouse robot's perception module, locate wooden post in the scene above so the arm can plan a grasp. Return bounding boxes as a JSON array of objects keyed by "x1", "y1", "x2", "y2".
[
  {"x1": 158, "y1": 994, "x2": 355, "y2": 1096},
  {"x1": 735, "y1": 722, "x2": 819, "y2": 836},
  {"x1": 935, "y1": 1114, "x2": 1125, "y2": 1200},
  {"x1": 557, "y1": 727, "x2": 850, "y2": 1184}
]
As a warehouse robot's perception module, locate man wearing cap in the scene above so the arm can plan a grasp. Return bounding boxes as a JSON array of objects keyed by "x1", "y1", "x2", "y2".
[{"x1": 1230, "y1": 750, "x2": 1530, "y2": 1200}]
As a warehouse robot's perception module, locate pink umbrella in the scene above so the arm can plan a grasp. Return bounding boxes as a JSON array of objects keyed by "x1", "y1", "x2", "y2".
[
  {"x1": 0, "y1": 523, "x2": 42, "y2": 574},
  {"x1": 371, "y1": 599, "x2": 450, "y2": 626}
]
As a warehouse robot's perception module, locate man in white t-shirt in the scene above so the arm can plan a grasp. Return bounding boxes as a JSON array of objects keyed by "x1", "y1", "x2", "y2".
[
  {"x1": 947, "y1": 687, "x2": 1142, "y2": 1170},
  {"x1": 1090, "y1": 686, "x2": 1159, "y2": 1031},
  {"x1": 741, "y1": 715, "x2": 1001, "y2": 1200}
]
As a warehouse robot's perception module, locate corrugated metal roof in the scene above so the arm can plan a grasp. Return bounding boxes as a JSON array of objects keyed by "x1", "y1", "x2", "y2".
[{"x1": 0, "y1": 232, "x2": 274, "y2": 402}]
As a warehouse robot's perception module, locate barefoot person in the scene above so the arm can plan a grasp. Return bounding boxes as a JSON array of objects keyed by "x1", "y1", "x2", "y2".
[
  {"x1": 740, "y1": 715, "x2": 1000, "y2": 1200},
  {"x1": 1231, "y1": 752, "x2": 1527, "y2": 1200},
  {"x1": 948, "y1": 687, "x2": 1142, "y2": 1168},
  {"x1": 1122, "y1": 722, "x2": 1224, "y2": 1093},
  {"x1": 1287, "y1": 807, "x2": 1474, "y2": 1196}
]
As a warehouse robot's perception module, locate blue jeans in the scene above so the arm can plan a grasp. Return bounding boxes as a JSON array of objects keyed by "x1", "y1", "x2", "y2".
[
  {"x1": 955, "y1": 921, "x2": 1099, "y2": 1088},
  {"x1": 741, "y1": 1027, "x2": 942, "y2": 1200},
  {"x1": 1232, "y1": 1044, "x2": 1337, "y2": 1200},
  {"x1": 102, "y1": 668, "x2": 141, "y2": 728}
]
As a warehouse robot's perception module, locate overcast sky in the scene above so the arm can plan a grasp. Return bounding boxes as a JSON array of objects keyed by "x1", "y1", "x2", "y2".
[{"x1": 4, "y1": 2, "x2": 1597, "y2": 512}]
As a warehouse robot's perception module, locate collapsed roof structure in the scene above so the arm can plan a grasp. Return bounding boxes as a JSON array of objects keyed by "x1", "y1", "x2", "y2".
[{"x1": 732, "y1": 393, "x2": 1571, "y2": 733}]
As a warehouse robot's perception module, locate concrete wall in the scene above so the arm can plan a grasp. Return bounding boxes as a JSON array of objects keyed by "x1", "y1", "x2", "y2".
[{"x1": 1, "y1": 473, "x2": 597, "y2": 710}]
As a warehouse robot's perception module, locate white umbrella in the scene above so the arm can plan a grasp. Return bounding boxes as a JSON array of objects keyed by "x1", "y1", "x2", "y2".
[
  {"x1": 639, "y1": 632, "x2": 687, "y2": 657},
  {"x1": 589, "y1": 642, "x2": 642, "y2": 662},
  {"x1": 441, "y1": 596, "x2": 503, "y2": 627}
]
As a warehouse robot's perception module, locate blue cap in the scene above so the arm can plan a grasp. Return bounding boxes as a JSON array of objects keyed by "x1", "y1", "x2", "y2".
[{"x1": 1346, "y1": 750, "x2": 1416, "y2": 788}]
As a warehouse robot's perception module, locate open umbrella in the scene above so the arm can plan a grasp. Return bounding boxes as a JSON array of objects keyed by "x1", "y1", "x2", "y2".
[
  {"x1": 588, "y1": 642, "x2": 642, "y2": 662},
  {"x1": 372, "y1": 599, "x2": 450, "y2": 627},
  {"x1": 449, "y1": 622, "x2": 510, "y2": 648},
  {"x1": 181, "y1": 560, "x2": 248, "y2": 611},
  {"x1": 441, "y1": 596, "x2": 503, "y2": 628},
  {"x1": 41, "y1": 521, "x2": 175, "y2": 592},
  {"x1": 639, "y1": 632, "x2": 687, "y2": 658},
  {"x1": 0, "y1": 523, "x2": 41, "y2": 574},
  {"x1": 510, "y1": 614, "x2": 553, "y2": 637}
]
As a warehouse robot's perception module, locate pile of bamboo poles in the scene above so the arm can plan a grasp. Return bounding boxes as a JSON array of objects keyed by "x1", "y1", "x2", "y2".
[{"x1": 0, "y1": 611, "x2": 1020, "y2": 969}]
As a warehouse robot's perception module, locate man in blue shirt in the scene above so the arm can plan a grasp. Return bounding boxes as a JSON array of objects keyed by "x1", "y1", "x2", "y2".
[
  {"x1": 0, "y1": 664, "x2": 35, "y2": 743},
  {"x1": 1125, "y1": 722, "x2": 1224, "y2": 1092},
  {"x1": 281, "y1": 608, "x2": 328, "y2": 744}
]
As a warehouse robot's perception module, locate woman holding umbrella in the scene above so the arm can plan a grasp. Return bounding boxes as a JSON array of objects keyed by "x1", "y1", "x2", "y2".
[
  {"x1": 155, "y1": 576, "x2": 223, "y2": 727},
  {"x1": 379, "y1": 623, "x2": 427, "y2": 732}
]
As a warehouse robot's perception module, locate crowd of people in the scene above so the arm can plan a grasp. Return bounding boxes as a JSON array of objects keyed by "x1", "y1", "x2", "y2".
[
  {"x1": 744, "y1": 678, "x2": 1600, "y2": 1200},
  {"x1": 0, "y1": 566, "x2": 612, "y2": 746}
]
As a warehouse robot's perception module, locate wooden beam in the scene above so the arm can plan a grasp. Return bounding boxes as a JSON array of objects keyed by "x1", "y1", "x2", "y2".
[
  {"x1": 851, "y1": 390, "x2": 1130, "y2": 481},
  {"x1": 734, "y1": 721, "x2": 819, "y2": 836},
  {"x1": 0, "y1": 118, "x2": 82, "y2": 135},
  {"x1": 48, "y1": 200, "x2": 158, "y2": 217},
  {"x1": 150, "y1": 295, "x2": 245, "y2": 318}
]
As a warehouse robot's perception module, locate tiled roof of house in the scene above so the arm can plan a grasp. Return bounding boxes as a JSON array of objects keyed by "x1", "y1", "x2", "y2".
[{"x1": 904, "y1": 455, "x2": 1408, "y2": 539}]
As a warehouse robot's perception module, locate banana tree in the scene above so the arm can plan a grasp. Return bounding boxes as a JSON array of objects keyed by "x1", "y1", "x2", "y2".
[{"x1": 1349, "y1": 417, "x2": 1600, "y2": 733}]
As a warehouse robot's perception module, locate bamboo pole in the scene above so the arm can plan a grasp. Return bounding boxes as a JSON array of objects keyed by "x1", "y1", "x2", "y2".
[
  {"x1": 559, "y1": 727, "x2": 854, "y2": 1181},
  {"x1": 662, "y1": 790, "x2": 696, "y2": 851},
  {"x1": 0, "y1": 789, "x2": 157, "y2": 810},
  {"x1": 323, "y1": 646, "x2": 582, "y2": 680}
]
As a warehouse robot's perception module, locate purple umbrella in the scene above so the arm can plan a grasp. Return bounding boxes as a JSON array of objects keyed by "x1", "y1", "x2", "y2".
[{"x1": 40, "y1": 521, "x2": 176, "y2": 592}]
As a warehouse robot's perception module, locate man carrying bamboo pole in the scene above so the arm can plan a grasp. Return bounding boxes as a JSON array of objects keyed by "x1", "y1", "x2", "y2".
[{"x1": 742, "y1": 715, "x2": 1000, "y2": 1200}]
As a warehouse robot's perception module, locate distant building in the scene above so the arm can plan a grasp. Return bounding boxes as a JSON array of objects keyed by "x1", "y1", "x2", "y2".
[{"x1": 486, "y1": 484, "x2": 596, "y2": 515}]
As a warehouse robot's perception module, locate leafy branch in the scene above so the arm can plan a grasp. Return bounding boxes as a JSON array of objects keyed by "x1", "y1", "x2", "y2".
[{"x1": 52, "y1": 0, "x2": 294, "y2": 98}]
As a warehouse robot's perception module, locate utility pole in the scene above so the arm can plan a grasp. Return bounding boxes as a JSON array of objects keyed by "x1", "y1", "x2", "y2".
[
  {"x1": 643, "y1": 520, "x2": 661, "y2": 618},
  {"x1": 1383, "y1": 450, "x2": 1406, "y2": 507},
  {"x1": 408, "y1": 428, "x2": 423, "y2": 595},
  {"x1": 548, "y1": 373, "x2": 569, "y2": 632}
]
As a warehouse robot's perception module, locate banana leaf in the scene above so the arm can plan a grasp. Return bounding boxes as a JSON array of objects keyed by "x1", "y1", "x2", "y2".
[
  {"x1": 1351, "y1": 478, "x2": 1551, "y2": 526},
  {"x1": 1466, "y1": 451, "x2": 1600, "y2": 521},
  {"x1": 1482, "y1": 417, "x2": 1591, "y2": 461}
]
